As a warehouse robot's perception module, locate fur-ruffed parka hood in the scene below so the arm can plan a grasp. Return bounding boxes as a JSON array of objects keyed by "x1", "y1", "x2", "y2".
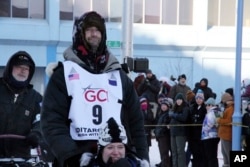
[{"x1": 45, "y1": 46, "x2": 121, "y2": 77}]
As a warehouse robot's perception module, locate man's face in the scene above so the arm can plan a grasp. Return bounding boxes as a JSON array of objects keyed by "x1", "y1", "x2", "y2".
[
  {"x1": 146, "y1": 73, "x2": 152, "y2": 78},
  {"x1": 84, "y1": 26, "x2": 102, "y2": 51},
  {"x1": 12, "y1": 65, "x2": 30, "y2": 81},
  {"x1": 179, "y1": 78, "x2": 186, "y2": 85}
]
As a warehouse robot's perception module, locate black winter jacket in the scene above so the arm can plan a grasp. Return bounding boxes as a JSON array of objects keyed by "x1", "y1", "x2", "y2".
[
  {"x1": 137, "y1": 75, "x2": 161, "y2": 103},
  {"x1": 0, "y1": 79, "x2": 42, "y2": 158},
  {"x1": 41, "y1": 47, "x2": 149, "y2": 167},
  {"x1": 0, "y1": 51, "x2": 42, "y2": 159}
]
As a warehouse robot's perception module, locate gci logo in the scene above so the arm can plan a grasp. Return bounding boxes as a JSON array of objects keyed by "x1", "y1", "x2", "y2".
[{"x1": 84, "y1": 89, "x2": 108, "y2": 102}]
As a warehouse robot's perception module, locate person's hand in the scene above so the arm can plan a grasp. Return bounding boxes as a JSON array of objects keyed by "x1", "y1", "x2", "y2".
[
  {"x1": 26, "y1": 132, "x2": 41, "y2": 148},
  {"x1": 80, "y1": 152, "x2": 93, "y2": 166},
  {"x1": 65, "y1": 154, "x2": 81, "y2": 166},
  {"x1": 145, "y1": 79, "x2": 150, "y2": 86},
  {"x1": 168, "y1": 111, "x2": 176, "y2": 118}
]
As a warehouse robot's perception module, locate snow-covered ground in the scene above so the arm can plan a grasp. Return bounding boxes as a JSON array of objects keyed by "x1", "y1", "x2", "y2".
[{"x1": 149, "y1": 139, "x2": 223, "y2": 167}]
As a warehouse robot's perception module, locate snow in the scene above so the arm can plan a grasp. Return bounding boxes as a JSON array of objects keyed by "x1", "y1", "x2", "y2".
[{"x1": 149, "y1": 138, "x2": 224, "y2": 167}]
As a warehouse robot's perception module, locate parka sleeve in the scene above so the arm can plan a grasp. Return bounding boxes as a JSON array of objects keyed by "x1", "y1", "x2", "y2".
[
  {"x1": 41, "y1": 63, "x2": 83, "y2": 166},
  {"x1": 121, "y1": 71, "x2": 149, "y2": 161}
]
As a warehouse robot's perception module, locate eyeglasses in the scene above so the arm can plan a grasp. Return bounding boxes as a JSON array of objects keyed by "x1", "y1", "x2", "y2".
[
  {"x1": 85, "y1": 27, "x2": 101, "y2": 34},
  {"x1": 18, "y1": 55, "x2": 29, "y2": 60}
]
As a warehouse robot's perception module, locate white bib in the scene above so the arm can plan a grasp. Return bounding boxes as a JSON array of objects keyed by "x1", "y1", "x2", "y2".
[{"x1": 63, "y1": 61, "x2": 123, "y2": 140}]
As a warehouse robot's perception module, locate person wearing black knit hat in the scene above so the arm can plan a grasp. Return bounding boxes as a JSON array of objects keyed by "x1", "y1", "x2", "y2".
[
  {"x1": 0, "y1": 51, "x2": 42, "y2": 159},
  {"x1": 81, "y1": 118, "x2": 149, "y2": 167},
  {"x1": 41, "y1": 11, "x2": 149, "y2": 167},
  {"x1": 169, "y1": 74, "x2": 191, "y2": 102}
]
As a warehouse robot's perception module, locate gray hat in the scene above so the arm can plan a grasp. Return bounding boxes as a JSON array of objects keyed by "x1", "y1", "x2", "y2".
[{"x1": 205, "y1": 97, "x2": 216, "y2": 105}]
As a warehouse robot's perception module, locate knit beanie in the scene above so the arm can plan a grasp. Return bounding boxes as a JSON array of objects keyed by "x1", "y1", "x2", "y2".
[
  {"x1": 139, "y1": 97, "x2": 147, "y2": 103},
  {"x1": 221, "y1": 92, "x2": 233, "y2": 103},
  {"x1": 195, "y1": 89, "x2": 204, "y2": 100},
  {"x1": 205, "y1": 97, "x2": 216, "y2": 105},
  {"x1": 175, "y1": 93, "x2": 184, "y2": 101},
  {"x1": 98, "y1": 118, "x2": 127, "y2": 147}
]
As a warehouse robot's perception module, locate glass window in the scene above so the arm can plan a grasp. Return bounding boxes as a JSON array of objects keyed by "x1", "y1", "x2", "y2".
[
  {"x1": 30, "y1": 0, "x2": 45, "y2": 19},
  {"x1": 110, "y1": 0, "x2": 122, "y2": 22},
  {"x1": 207, "y1": 0, "x2": 219, "y2": 26},
  {"x1": 220, "y1": 0, "x2": 235, "y2": 26},
  {"x1": 12, "y1": 0, "x2": 28, "y2": 18},
  {"x1": 0, "y1": 0, "x2": 10, "y2": 17},
  {"x1": 134, "y1": 0, "x2": 143, "y2": 23},
  {"x1": 162, "y1": 0, "x2": 177, "y2": 24},
  {"x1": 93, "y1": 0, "x2": 108, "y2": 21},
  {"x1": 243, "y1": 0, "x2": 250, "y2": 27},
  {"x1": 145, "y1": 0, "x2": 160, "y2": 24},
  {"x1": 60, "y1": 0, "x2": 73, "y2": 20},
  {"x1": 179, "y1": 0, "x2": 193, "y2": 25},
  {"x1": 74, "y1": 0, "x2": 91, "y2": 17},
  {"x1": 208, "y1": 0, "x2": 236, "y2": 27}
]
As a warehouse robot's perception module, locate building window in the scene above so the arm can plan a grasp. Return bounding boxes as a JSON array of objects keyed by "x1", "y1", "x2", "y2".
[
  {"x1": 61, "y1": 0, "x2": 122, "y2": 22},
  {"x1": 134, "y1": 0, "x2": 193, "y2": 25},
  {"x1": 145, "y1": 0, "x2": 160, "y2": 24},
  {"x1": 243, "y1": 0, "x2": 250, "y2": 27},
  {"x1": 208, "y1": 0, "x2": 250, "y2": 27},
  {"x1": 162, "y1": 0, "x2": 193, "y2": 25},
  {"x1": 208, "y1": 0, "x2": 236, "y2": 27},
  {"x1": 110, "y1": 0, "x2": 122, "y2": 22},
  {"x1": 134, "y1": 0, "x2": 143, "y2": 23},
  {"x1": 60, "y1": 0, "x2": 193, "y2": 25},
  {"x1": 0, "y1": 0, "x2": 45, "y2": 19}
]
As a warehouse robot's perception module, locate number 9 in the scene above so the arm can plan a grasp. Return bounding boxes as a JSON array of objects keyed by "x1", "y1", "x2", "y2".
[{"x1": 93, "y1": 105, "x2": 102, "y2": 125}]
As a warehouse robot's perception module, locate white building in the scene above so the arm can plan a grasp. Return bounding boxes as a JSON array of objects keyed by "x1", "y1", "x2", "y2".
[{"x1": 1, "y1": 0, "x2": 250, "y2": 103}]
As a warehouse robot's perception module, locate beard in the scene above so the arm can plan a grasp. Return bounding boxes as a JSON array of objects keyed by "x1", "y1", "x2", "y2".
[{"x1": 86, "y1": 36, "x2": 101, "y2": 53}]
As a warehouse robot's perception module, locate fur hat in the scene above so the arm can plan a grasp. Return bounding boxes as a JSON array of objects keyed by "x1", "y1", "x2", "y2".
[
  {"x1": 98, "y1": 118, "x2": 127, "y2": 147},
  {"x1": 221, "y1": 92, "x2": 233, "y2": 103},
  {"x1": 72, "y1": 11, "x2": 107, "y2": 56},
  {"x1": 186, "y1": 90, "x2": 195, "y2": 102},
  {"x1": 195, "y1": 89, "x2": 204, "y2": 100},
  {"x1": 161, "y1": 97, "x2": 173, "y2": 108},
  {"x1": 80, "y1": 11, "x2": 105, "y2": 36},
  {"x1": 205, "y1": 97, "x2": 216, "y2": 105}
]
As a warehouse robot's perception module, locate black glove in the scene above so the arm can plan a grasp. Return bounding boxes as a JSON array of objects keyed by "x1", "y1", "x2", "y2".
[
  {"x1": 64, "y1": 154, "x2": 81, "y2": 167},
  {"x1": 169, "y1": 111, "x2": 177, "y2": 119},
  {"x1": 26, "y1": 132, "x2": 41, "y2": 148},
  {"x1": 108, "y1": 158, "x2": 132, "y2": 167}
]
